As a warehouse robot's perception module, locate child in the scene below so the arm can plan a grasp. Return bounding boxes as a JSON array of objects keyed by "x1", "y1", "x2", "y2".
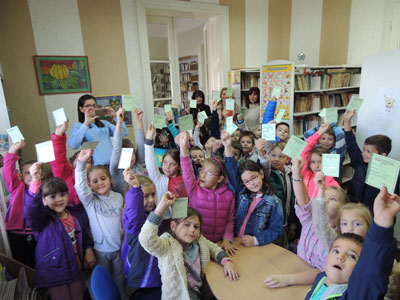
[
  {"x1": 121, "y1": 169, "x2": 161, "y2": 298},
  {"x1": 231, "y1": 129, "x2": 242, "y2": 142},
  {"x1": 222, "y1": 131, "x2": 284, "y2": 247},
  {"x1": 177, "y1": 132, "x2": 237, "y2": 256},
  {"x1": 145, "y1": 124, "x2": 187, "y2": 219},
  {"x1": 301, "y1": 123, "x2": 340, "y2": 198},
  {"x1": 24, "y1": 163, "x2": 94, "y2": 299},
  {"x1": 230, "y1": 140, "x2": 243, "y2": 161},
  {"x1": 138, "y1": 191, "x2": 239, "y2": 300},
  {"x1": 238, "y1": 131, "x2": 258, "y2": 163},
  {"x1": 189, "y1": 146, "x2": 205, "y2": 179},
  {"x1": 110, "y1": 108, "x2": 145, "y2": 196},
  {"x1": 276, "y1": 122, "x2": 290, "y2": 142},
  {"x1": 74, "y1": 149, "x2": 127, "y2": 299},
  {"x1": 344, "y1": 110, "x2": 400, "y2": 212},
  {"x1": 3, "y1": 140, "x2": 37, "y2": 268},
  {"x1": 305, "y1": 186, "x2": 399, "y2": 299}
]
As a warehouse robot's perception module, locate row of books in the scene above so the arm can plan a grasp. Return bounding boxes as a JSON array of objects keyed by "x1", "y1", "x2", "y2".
[
  {"x1": 180, "y1": 82, "x2": 198, "y2": 92},
  {"x1": 294, "y1": 93, "x2": 356, "y2": 113},
  {"x1": 180, "y1": 73, "x2": 199, "y2": 82},
  {"x1": 152, "y1": 90, "x2": 171, "y2": 99},
  {"x1": 293, "y1": 112, "x2": 347, "y2": 136},
  {"x1": 179, "y1": 62, "x2": 198, "y2": 71},
  {"x1": 151, "y1": 63, "x2": 170, "y2": 74},
  {"x1": 295, "y1": 72, "x2": 360, "y2": 91},
  {"x1": 241, "y1": 75, "x2": 260, "y2": 90}
]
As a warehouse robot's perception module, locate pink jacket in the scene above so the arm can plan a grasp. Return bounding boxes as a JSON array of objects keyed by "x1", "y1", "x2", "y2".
[
  {"x1": 180, "y1": 155, "x2": 235, "y2": 242},
  {"x1": 51, "y1": 133, "x2": 80, "y2": 205},
  {"x1": 3, "y1": 153, "x2": 30, "y2": 231},
  {"x1": 301, "y1": 132, "x2": 339, "y2": 198}
]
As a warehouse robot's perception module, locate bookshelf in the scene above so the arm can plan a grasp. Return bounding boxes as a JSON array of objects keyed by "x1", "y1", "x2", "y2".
[
  {"x1": 229, "y1": 68, "x2": 260, "y2": 107},
  {"x1": 179, "y1": 56, "x2": 198, "y2": 104},
  {"x1": 150, "y1": 61, "x2": 172, "y2": 110}
]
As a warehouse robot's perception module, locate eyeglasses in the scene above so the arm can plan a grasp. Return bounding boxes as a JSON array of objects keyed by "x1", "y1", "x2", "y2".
[
  {"x1": 198, "y1": 167, "x2": 218, "y2": 177},
  {"x1": 242, "y1": 175, "x2": 259, "y2": 186},
  {"x1": 82, "y1": 104, "x2": 97, "y2": 108}
]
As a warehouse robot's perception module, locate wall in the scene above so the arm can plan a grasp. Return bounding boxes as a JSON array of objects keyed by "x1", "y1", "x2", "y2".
[
  {"x1": 177, "y1": 26, "x2": 204, "y2": 58},
  {"x1": 148, "y1": 37, "x2": 169, "y2": 60}
]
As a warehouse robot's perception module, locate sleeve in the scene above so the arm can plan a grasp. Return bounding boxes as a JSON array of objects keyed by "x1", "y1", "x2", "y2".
[
  {"x1": 2, "y1": 153, "x2": 22, "y2": 193},
  {"x1": 331, "y1": 124, "x2": 346, "y2": 161},
  {"x1": 301, "y1": 131, "x2": 321, "y2": 176},
  {"x1": 167, "y1": 121, "x2": 178, "y2": 139},
  {"x1": 255, "y1": 197, "x2": 284, "y2": 246},
  {"x1": 344, "y1": 130, "x2": 363, "y2": 169},
  {"x1": 210, "y1": 110, "x2": 221, "y2": 139},
  {"x1": 50, "y1": 134, "x2": 74, "y2": 182},
  {"x1": 258, "y1": 152, "x2": 271, "y2": 177},
  {"x1": 202, "y1": 237, "x2": 228, "y2": 264},
  {"x1": 225, "y1": 156, "x2": 241, "y2": 195},
  {"x1": 24, "y1": 188, "x2": 47, "y2": 232},
  {"x1": 109, "y1": 132, "x2": 122, "y2": 178},
  {"x1": 222, "y1": 193, "x2": 235, "y2": 242},
  {"x1": 237, "y1": 119, "x2": 248, "y2": 131},
  {"x1": 180, "y1": 155, "x2": 199, "y2": 201},
  {"x1": 74, "y1": 160, "x2": 95, "y2": 207},
  {"x1": 262, "y1": 101, "x2": 277, "y2": 124},
  {"x1": 193, "y1": 128, "x2": 205, "y2": 151},
  {"x1": 144, "y1": 141, "x2": 165, "y2": 184},
  {"x1": 136, "y1": 128, "x2": 145, "y2": 165},
  {"x1": 303, "y1": 126, "x2": 318, "y2": 140},
  {"x1": 106, "y1": 119, "x2": 128, "y2": 137},
  {"x1": 295, "y1": 201, "x2": 312, "y2": 225},
  {"x1": 138, "y1": 212, "x2": 169, "y2": 258},
  {"x1": 344, "y1": 223, "x2": 396, "y2": 300},
  {"x1": 123, "y1": 186, "x2": 146, "y2": 235},
  {"x1": 68, "y1": 122, "x2": 89, "y2": 150},
  {"x1": 311, "y1": 197, "x2": 338, "y2": 252}
]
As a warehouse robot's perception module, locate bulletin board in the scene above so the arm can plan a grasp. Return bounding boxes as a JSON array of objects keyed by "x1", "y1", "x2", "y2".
[{"x1": 260, "y1": 62, "x2": 294, "y2": 121}]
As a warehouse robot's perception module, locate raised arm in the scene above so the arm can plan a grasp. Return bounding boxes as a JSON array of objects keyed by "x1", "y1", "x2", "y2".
[
  {"x1": 74, "y1": 150, "x2": 96, "y2": 207},
  {"x1": 177, "y1": 132, "x2": 198, "y2": 200},
  {"x1": 256, "y1": 138, "x2": 271, "y2": 177},
  {"x1": 262, "y1": 99, "x2": 277, "y2": 124},
  {"x1": 301, "y1": 123, "x2": 329, "y2": 175},
  {"x1": 210, "y1": 100, "x2": 221, "y2": 139},
  {"x1": 51, "y1": 121, "x2": 74, "y2": 181},
  {"x1": 3, "y1": 141, "x2": 26, "y2": 193},
  {"x1": 134, "y1": 108, "x2": 145, "y2": 165},
  {"x1": 221, "y1": 131, "x2": 241, "y2": 194},
  {"x1": 343, "y1": 110, "x2": 363, "y2": 168},
  {"x1": 144, "y1": 124, "x2": 164, "y2": 183},
  {"x1": 109, "y1": 108, "x2": 125, "y2": 178},
  {"x1": 292, "y1": 158, "x2": 309, "y2": 206}
]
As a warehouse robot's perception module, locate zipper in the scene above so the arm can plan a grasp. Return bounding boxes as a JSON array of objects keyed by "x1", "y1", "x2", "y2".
[
  {"x1": 213, "y1": 190, "x2": 217, "y2": 240},
  {"x1": 42, "y1": 247, "x2": 61, "y2": 259}
]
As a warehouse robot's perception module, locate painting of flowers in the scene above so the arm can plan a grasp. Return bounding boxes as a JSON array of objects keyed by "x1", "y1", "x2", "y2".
[{"x1": 33, "y1": 55, "x2": 91, "y2": 95}]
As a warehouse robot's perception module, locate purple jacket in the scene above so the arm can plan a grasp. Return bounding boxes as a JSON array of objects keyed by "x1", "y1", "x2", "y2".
[
  {"x1": 121, "y1": 186, "x2": 161, "y2": 288},
  {"x1": 24, "y1": 189, "x2": 93, "y2": 288}
]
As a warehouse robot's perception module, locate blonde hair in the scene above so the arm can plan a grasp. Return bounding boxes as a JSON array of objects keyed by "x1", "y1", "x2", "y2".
[
  {"x1": 339, "y1": 203, "x2": 372, "y2": 229},
  {"x1": 326, "y1": 186, "x2": 349, "y2": 205},
  {"x1": 137, "y1": 175, "x2": 154, "y2": 188}
]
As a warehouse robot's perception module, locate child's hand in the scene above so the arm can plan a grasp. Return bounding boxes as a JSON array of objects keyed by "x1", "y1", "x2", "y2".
[
  {"x1": 165, "y1": 111, "x2": 172, "y2": 122},
  {"x1": 313, "y1": 171, "x2": 326, "y2": 190},
  {"x1": 212, "y1": 140, "x2": 222, "y2": 153},
  {"x1": 84, "y1": 110, "x2": 98, "y2": 126},
  {"x1": 154, "y1": 191, "x2": 176, "y2": 216},
  {"x1": 268, "y1": 120, "x2": 277, "y2": 124},
  {"x1": 185, "y1": 105, "x2": 191, "y2": 115},
  {"x1": 373, "y1": 187, "x2": 400, "y2": 228},
  {"x1": 84, "y1": 248, "x2": 96, "y2": 269},
  {"x1": 317, "y1": 123, "x2": 330, "y2": 136},
  {"x1": 222, "y1": 109, "x2": 229, "y2": 119},
  {"x1": 105, "y1": 106, "x2": 116, "y2": 117},
  {"x1": 116, "y1": 107, "x2": 125, "y2": 123},
  {"x1": 146, "y1": 124, "x2": 155, "y2": 140},
  {"x1": 176, "y1": 131, "x2": 190, "y2": 149},
  {"x1": 77, "y1": 149, "x2": 93, "y2": 163},
  {"x1": 255, "y1": 138, "x2": 267, "y2": 156},
  {"x1": 221, "y1": 239, "x2": 239, "y2": 256},
  {"x1": 344, "y1": 110, "x2": 355, "y2": 122},
  {"x1": 134, "y1": 108, "x2": 144, "y2": 129},
  {"x1": 9, "y1": 140, "x2": 26, "y2": 154},
  {"x1": 264, "y1": 274, "x2": 291, "y2": 288},
  {"x1": 195, "y1": 120, "x2": 202, "y2": 130},
  {"x1": 223, "y1": 262, "x2": 239, "y2": 281},
  {"x1": 55, "y1": 120, "x2": 69, "y2": 136},
  {"x1": 220, "y1": 131, "x2": 231, "y2": 147},
  {"x1": 123, "y1": 168, "x2": 140, "y2": 187},
  {"x1": 241, "y1": 235, "x2": 254, "y2": 247},
  {"x1": 291, "y1": 157, "x2": 305, "y2": 179},
  {"x1": 29, "y1": 162, "x2": 42, "y2": 182},
  {"x1": 211, "y1": 100, "x2": 218, "y2": 111}
]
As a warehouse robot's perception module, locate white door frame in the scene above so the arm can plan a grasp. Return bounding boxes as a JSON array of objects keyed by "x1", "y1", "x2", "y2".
[{"x1": 135, "y1": 0, "x2": 230, "y2": 123}]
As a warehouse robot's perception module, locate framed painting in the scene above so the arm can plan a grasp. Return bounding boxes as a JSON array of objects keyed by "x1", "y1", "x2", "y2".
[
  {"x1": 33, "y1": 55, "x2": 91, "y2": 95},
  {"x1": 96, "y1": 95, "x2": 132, "y2": 126}
]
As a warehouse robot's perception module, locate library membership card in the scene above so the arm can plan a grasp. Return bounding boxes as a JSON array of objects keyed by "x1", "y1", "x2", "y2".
[
  {"x1": 365, "y1": 153, "x2": 400, "y2": 194},
  {"x1": 282, "y1": 135, "x2": 307, "y2": 160}
]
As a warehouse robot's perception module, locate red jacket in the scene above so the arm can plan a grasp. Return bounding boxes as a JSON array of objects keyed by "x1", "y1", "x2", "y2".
[
  {"x1": 51, "y1": 133, "x2": 80, "y2": 205},
  {"x1": 180, "y1": 155, "x2": 235, "y2": 242}
]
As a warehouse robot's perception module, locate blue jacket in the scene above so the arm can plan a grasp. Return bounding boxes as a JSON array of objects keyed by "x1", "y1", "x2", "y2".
[
  {"x1": 121, "y1": 187, "x2": 161, "y2": 288},
  {"x1": 262, "y1": 100, "x2": 277, "y2": 124},
  {"x1": 225, "y1": 157, "x2": 284, "y2": 245},
  {"x1": 305, "y1": 222, "x2": 396, "y2": 299},
  {"x1": 345, "y1": 130, "x2": 400, "y2": 212},
  {"x1": 68, "y1": 119, "x2": 128, "y2": 165},
  {"x1": 24, "y1": 190, "x2": 93, "y2": 288}
]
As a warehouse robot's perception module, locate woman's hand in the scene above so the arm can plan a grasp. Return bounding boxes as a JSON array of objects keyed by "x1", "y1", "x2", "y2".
[
  {"x1": 221, "y1": 239, "x2": 239, "y2": 256},
  {"x1": 29, "y1": 162, "x2": 42, "y2": 182},
  {"x1": 84, "y1": 110, "x2": 98, "y2": 126},
  {"x1": 146, "y1": 124, "x2": 155, "y2": 140},
  {"x1": 123, "y1": 168, "x2": 140, "y2": 187},
  {"x1": 105, "y1": 106, "x2": 116, "y2": 117}
]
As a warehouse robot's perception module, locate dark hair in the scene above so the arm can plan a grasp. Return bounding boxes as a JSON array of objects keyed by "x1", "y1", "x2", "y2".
[
  {"x1": 239, "y1": 131, "x2": 256, "y2": 145},
  {"x1": 245, "y1": 87, "x2": 260, "y2": 108},
  {"x1": 192, "y1": 90, "x2": 205, "y2": 105},
  {"x1": 20, "y1": 160, "x2": 36, "y2": 173},
  {"x1": 231, "y1": 140, "x2": 243, "y2": 156},
  {"x1": 276, "y1": 122, "x2": 290, "y2": 130},
  {"x1": 77, "y1": 94, "x2": 104, "y2": 128},
  {"x1": 190, "y1": 146, "x2": 203, "y2": 153},
  {"x1": 204, "y1": 156, "x2": 226, "y2": 178},
  {"x1": 42, "y1": 177, "x2": 68, "y2": 198},
  {"x1": 155, "y1": 129, "x2": 167, "y2": 146},
  {"x1": 88, "y1": 165, "x2": 112, "y2": 180},
  {"x1": 170, "y1": 207, "x2": 203, "y2": 232},
  {"x1": 331, "y1": 233, "x2": 364, "y2": 251},
  {"x1": 321, "y1": 127, "x2": 336, "y2": 143},
  {"x1": 161, "y1": 149, "x2": 181, "y2": 175},
  {"x1": 364, "y1": 134, "x2": 392, "y2": 155},
  {"x1": 238, "y1": 160, "x2": 276, "y2": 196},
  {"x1": 307, "y1": 146, "x2": 329, "y2": 172},
  {"x1": 220, "y1": 87, "x2": 227, "y2": 98},
  {"x1": 122, "y1": 138, "x2": 137, "y2": 155}
]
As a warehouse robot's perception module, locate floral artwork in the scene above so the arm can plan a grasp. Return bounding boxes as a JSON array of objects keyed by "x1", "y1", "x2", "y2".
[
  {"x1": 33, "y1": 56, "x2": 91, "y2": 95},
  {"x1": 96, "y1": 95, "x2": 132, "y2": 126}
]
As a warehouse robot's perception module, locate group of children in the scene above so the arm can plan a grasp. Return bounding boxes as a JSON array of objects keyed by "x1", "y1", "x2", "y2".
[{"x1": 2, "y1": 90, "x2": 400, "y2": 300}]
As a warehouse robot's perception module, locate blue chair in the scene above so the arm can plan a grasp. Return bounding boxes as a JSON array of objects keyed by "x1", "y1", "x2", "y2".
[{"x1": 89, "y1": 265, "x2": 121, "y2": 300}]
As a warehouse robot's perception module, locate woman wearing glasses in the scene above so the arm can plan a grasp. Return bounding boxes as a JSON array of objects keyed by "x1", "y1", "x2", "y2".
[{"x1": 69, "y1": 94, "x2": 128, "y2": 165}]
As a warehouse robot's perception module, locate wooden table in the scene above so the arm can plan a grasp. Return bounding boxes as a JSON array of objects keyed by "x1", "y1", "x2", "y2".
[{"x1": 205, "y1": 239, "x2": 314, "y2": 300}]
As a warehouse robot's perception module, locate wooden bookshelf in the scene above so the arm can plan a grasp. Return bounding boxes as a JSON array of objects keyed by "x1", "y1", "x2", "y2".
[
  {"x1": 150, "y1": 61, "x2": 172, "y2": 110},
  {"x1": 229, "y1": 68, "x2": 260, "y2": 107},
  {"x1": 179, "y1": 56, "x2": 198, "y2": 104}
]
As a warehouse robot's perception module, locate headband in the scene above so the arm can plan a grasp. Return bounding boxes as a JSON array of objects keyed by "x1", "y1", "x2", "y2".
[{"x1": 211, "y1": 157, "x2": 225, "y2": 176}]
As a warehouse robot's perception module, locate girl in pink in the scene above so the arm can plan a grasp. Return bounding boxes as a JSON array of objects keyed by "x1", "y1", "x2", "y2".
[
  {"x1": 301, "y1": 123, "x2": 339, "y2": 198},
  {"x1": 176, "y1": 132, "x2": 237, "y2": 256}
]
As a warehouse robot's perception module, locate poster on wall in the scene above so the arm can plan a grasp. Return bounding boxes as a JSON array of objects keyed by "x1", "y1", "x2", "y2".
[
  {"x1": 95, "y1": 95, "x2": 132, "y2": 126},
  {"x1": 375, "y1": 88, "x2": 398, "y2": 121},
  {"x1": 260, "y1": 64, "x2": 293, "y2": 121}
]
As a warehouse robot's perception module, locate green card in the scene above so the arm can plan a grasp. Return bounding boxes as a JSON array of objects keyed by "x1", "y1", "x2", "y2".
[
  {"x1": 262, "y1": 124, "x2": 276, "y2": 141},
  {"x1": 346, "y1": 96, "x2": 363, "y2": 112},
  {"x1": 226, "y1": 99, "x2": 235, "y2": 111},
  {"x1": 7, "y1": 126, "x2": 24, "y2": 144},
  {"x1": 198, "y1": 111, "x2": 208, "y2": 124},
  {"x1": 240, "y1": 107, "x2": 247, "y2": 115},
  {"x1": 325, "y1": 108, "x2": 338, "y2": 124},
  {"x1": 322, "y1": 154, "x2": 341, "y2": 177},
  {"x1": 80, "y1": 141, "x2": 99, "y2": 150},
  {"x1": 153, "y1": 115, "x2": 166, "y2": 129},
  {"x1": 211, "y1": 90, "x2": 220, "y2": 102},
  {"x1": 226, "y1": 88, "x2": 233, "y2": 97},
  {"x1": 179, "y1": 114, "x2": 194, "y2": 132},
  {"x1": 122, "y1": 95, "x2": 135, "y2": 111},
  {"x1": 365, "y1": 153, "x2": 400, "y2": 194},
  {"x1": 319, "y1": 108, "x2": 326, "y2": 118},
  {"x1": 190, "y1": 100, "x2": 197, "y2": 108},
  {"x1": 164, "y1": 104, "x2": 171, "y2": 113},
  {"x1": 172, "y1": 197, "x2": 188, "y2": 219},
  {"x1": 282, "y1": 135, "x2": 307, "y2": 159},
  {"x1": 271, "y1": 86, "x2": 281, "y2": 99},
  {"x1": 226, "y1": 122, "x2": 238, "y2": 135},
  {"x1": 275, "y1": 109, "x2": 285, "y2": 123}
]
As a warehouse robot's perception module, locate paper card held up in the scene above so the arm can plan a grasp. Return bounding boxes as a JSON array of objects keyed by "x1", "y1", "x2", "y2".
[
  {"x1": 35, "y1": 141, "x2": 55, "y2": 163},
  {"x1": 322, "y1": 154, "x2": 340, "y2": 177},
  {"x1": 122, "y1": 95, "x2": 135, "y2": 111},
  {"x1": 198, "y1": 111, "x2": 208, "y2": 124},
  {"x1": 7, "y1": 126, "x2": 24, "y2": 144},
  {"x1": 282, "y1": 135, "x2": 307, "y2": 159},
  {"x1": 275, "y1": 110, "x2": 285, "y2": 123},
  {"x1": 80, "y1": 141, "x2": 99, "y2": 150},
  {"x1": 271, "y1": 86, "x2": 281, "y2": 99},
  {"x1": 346, "y1": 96, "x2": 363, "y2": 112},
  {"x1": 190, "y1": 100, "x2": 197, "y2": 108},
  {"x1": 226, "y1": 88, "x2": 233, "y2": 97},
  {"x1": 226, "y1": 99, "x2": 235, "y2": 111},
  {"x1": 365, "y1": 153, "x2": 400, "y2": 194},
  {"x1": 154, "y1": 115, "x2": 166, "y2": 129},
  {"x1": 172, "y1": 197, "x2": 188, "y2": 218},
  {"x1": 118, "y1": 148, "x2": 134, "y2": 169},
  {"x1": 52, "y1": 108, "x2": 67, "y2": 126},
  {"x1": 262, "y1": 124, "x2": 276, "y2": 141}
]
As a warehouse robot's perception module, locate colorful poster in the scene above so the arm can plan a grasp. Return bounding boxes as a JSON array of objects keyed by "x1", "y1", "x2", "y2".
[{"x1": 260, "y1": 64, "x2": 293, "y2": 121}]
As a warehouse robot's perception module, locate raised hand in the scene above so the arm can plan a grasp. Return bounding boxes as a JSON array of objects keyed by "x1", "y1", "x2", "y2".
[
  {"x1": 84, "y1": 110, "x2": 98, "y2": 126},
  {"x1": 116, "y1": 107, "x2": 125, "y2": 123},
  {"x1": 313, "y1": 171, "x2": 326, "y2": 190},
  {"x1": 77, "y1": 149, "x2": 94, "y2": 163},
  {"x1": 343, "y1": 110, "x2": 355, "y2": 131},
  {"x1": 146, "y1": 124, "x2": 155, "y2": 140},
  {"x1": 134, "y1": 108, "x2": 144, "y2": 129},
  {"x1": 291, "y1": 157, "x2": 305, "y2": 179},
  {"x1": 154, "y1": 191, "x2": 176, "y2": 217},
  {"x1": 29, "y1": 162, "x2": 42, "y2": 182},
  {"x1": 317, "y1": 123, "x2": 330, "y2": 136},
  {"x1": 373, "y1": 187, "x2": 400, "y2": 228},
  {"x1": 123, "y1": 168, "x2": 140, "y2": 187},
  {"x1": 9, "y1": 140, "x2": 26, "y2": 154},
  {"x1": 220, "y1": 131, "x2": 231, "y2": 148},
  {"x1": 255, "y1": 138, "x2": 267, "y2": 156},
  {"x1": 212, "y1": 139, "x2": 223, "y2": 153},
  {"x1": 177, "y1": 131, "x2": 190, "y2": 149},
  {"x1": 105, "y1": 106, "x2": 116, "y2": 117},
  {"x1": 165, "y1": 112, "x2": 173, "y2": 122}
]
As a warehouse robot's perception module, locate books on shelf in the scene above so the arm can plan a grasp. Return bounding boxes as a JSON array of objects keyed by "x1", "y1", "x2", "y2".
[
  {"x1": 295, "y1": 70, "x2": 360, "y2": 91},
  {"x1": 294, "y1": 93, "x2": 357, "y2": 113},
  {"x1": 293, "y1": 115, "x2": 321, "y2": 136},
  {"x1": 241, "y1": 74, "x2": 260, "y2": 90}
]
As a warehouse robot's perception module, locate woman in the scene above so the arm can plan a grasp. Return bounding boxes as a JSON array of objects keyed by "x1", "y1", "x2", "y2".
[
  {"x1": 68, "y1": 94, "x2": 128, "y2": 165},
  {"x1": 242, "y1": 87, "x2": 261, "y2": 132},
  {"x1": 190, "y1": 89, "x2": 211, "y2": 118}
]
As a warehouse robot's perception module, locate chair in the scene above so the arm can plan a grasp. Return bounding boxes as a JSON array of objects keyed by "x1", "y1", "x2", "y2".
[{"x1": 89, "y1": 265, "x2": 121, "y2": 300}]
